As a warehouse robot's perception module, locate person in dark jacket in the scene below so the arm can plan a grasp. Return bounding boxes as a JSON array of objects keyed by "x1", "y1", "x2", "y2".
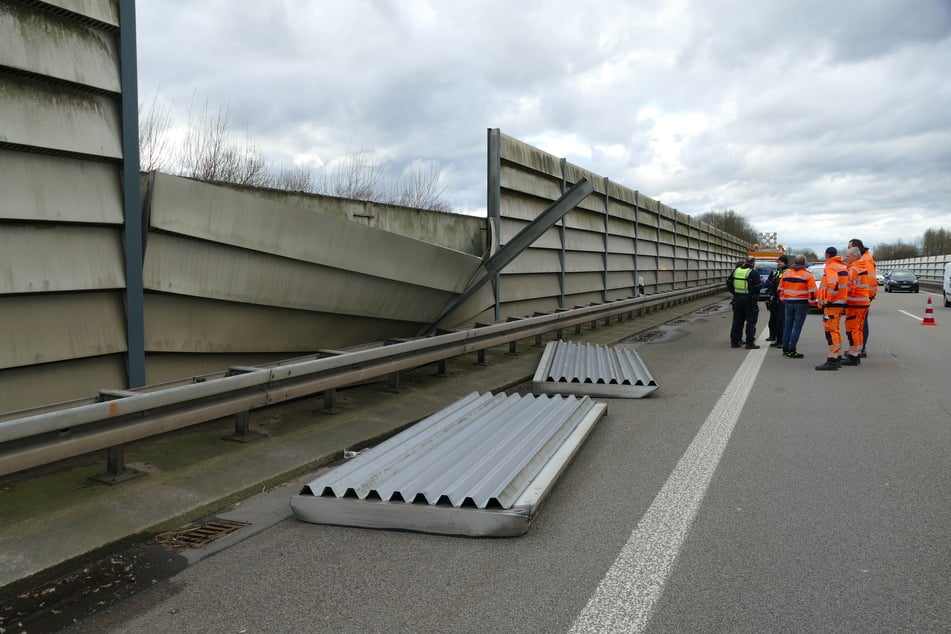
[
  {"x1": 766, "y1": 254, "x2": 788, "y2": 347},
  {"x1": 727, "y1": 256, "x2": 762, "y2": 349}
]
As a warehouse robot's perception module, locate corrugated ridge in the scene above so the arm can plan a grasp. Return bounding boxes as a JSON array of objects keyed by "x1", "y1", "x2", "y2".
[
  {"x1": 545, "y1": 341, "x2": 656, "y2": 386},
  {"x1": 299, "y1": 392, "x2": 595, "y2": 510}
]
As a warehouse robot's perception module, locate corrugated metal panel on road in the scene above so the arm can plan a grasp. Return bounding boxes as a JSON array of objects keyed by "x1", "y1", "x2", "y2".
[
  {"x1": 532, "y1": 340, "x2": 658, "y2": 398},
  {"x1": 292, "y1": 392, "x2": 607, "y2": 536}
]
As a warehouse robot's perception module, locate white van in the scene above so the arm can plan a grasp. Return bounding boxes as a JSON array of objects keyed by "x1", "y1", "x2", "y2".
[{"x1": 944, "y1": 262, "x2": 951, "y2": 307}]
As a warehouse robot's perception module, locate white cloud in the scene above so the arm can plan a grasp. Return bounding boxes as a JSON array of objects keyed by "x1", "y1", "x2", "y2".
[{"x1": 136, "y1": 0, "x2": 951, "y2": 252}]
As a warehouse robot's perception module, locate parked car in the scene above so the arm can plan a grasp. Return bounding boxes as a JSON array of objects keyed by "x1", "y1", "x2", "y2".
[
  {"x1": 944, "y1": 262, "x2": 951, "y2": 307},
  {"x1": 884, "y1": 269, "x2": 919, "y2": 293},
  {"x1": 876, "y1": 272, "x2": 884, "y2": 285},
  {"x1": 753, "y1": 260, "x2": 777, "y2": 301}
]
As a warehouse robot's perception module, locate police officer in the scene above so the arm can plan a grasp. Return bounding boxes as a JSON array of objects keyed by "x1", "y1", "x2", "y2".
[
  {"x1": 766, "y1": 254, "x2": 788, "y2": 347},
  {"x1": 727, "y1": 256, "x2": 762, "y2": 349}
]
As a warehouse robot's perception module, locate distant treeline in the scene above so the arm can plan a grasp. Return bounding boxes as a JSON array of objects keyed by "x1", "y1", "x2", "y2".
[{"x1": 873, "y1": 227, "x2": 951, "y2": 260}]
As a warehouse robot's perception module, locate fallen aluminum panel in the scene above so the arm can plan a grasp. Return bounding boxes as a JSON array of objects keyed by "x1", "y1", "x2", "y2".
[
  {"x1": 291, "y1": 392, "x2": 607, "y2": 537},
  {"x1": 532, "y1": 340, "x2": 658, "y2": 398}
]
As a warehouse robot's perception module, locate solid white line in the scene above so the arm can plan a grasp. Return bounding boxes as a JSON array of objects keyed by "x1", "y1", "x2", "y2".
[
  {"x1": 898, "y1": 310, "x2": 923, "y2": 321},
  {"x1": 569, "y1": 347, "x2": 767, "y2": 633}
]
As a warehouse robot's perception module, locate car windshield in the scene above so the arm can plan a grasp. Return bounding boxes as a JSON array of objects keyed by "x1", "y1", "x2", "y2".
[
  {"x1": 891, "y1": 271, "x2": 915, "y2": 280},
  {"x1": 754, "y1": 262, "x2": 776, "y2": 278},
  {"x1": 808, "y1": 265, "x2": 824, "y2": 279}
]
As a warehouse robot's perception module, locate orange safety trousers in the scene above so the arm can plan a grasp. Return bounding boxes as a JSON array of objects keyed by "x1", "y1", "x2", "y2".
[
  {"x1": 845, "y1": 306, "x2": 867, "y2": 355},
  {"x1": 822, "y1": 306, "x2": 845, "y2": 357}
]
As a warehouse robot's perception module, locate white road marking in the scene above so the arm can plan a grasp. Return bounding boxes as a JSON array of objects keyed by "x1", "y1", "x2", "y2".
[
  {"x1": 569, "y1": 346, "x2": 767, "y2": 633},
  {"x1": 899, "y1": 310, "x2": 923, "y2": 321}
]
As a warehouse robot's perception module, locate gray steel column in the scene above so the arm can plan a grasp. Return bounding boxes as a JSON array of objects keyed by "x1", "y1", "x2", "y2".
[
  {"x1": 673, "y1": 210, "x2": 680, "y2": 289},
  {"x1": 487, "y1": 128, "x2": 501, "y2": 321},
  {"x1": 633, "y1": 191, "x2": 640, "y2": 296},
  {"x1": 559, "y1": 158, "x2": 568, "y2": 309},
  {"x1": 602, "y1": 177, "x2": 610, "y2": 301},
  {"x1": 118, "y1": 0, "x2": 145, "y2": 387}
]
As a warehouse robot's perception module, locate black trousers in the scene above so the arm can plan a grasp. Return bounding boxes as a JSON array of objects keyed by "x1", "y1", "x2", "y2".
[
  {"x1": 730, "y1": 295, "x2": 759, "y2": 345},
  {"x1": 767, "y1": 300, "x2": 785, "y2": 342}
]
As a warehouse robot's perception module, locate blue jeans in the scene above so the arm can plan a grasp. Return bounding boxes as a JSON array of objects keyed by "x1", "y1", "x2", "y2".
[{"x1": 782, "y1": 301, "x2": 810, "y2": 351}]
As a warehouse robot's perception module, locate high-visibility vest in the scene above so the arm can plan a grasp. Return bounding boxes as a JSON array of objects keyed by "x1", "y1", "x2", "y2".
[
  {"x1": 847, "y1": 261, "x2": 871, "y2": 306},
  {"x1": 779, "y1": 268, "x2": 816, "y2": 302},
  {"x1": 730, "y1": 266, "x2": 753, "y2": 294},
  {"x1": 859, "y1": 251, "x2": 877, "y2": 300},
  {"x1": 820, "y1": 256, "x2": 848, "y2": 306}
]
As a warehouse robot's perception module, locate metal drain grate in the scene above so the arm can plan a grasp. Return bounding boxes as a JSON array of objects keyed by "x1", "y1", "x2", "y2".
[
  {"x1": 622, "y1": 329, "x2": 665, "y2": 343},
  {"x1": 150, "y1": 519, "x2": 248, "y2": 551}
]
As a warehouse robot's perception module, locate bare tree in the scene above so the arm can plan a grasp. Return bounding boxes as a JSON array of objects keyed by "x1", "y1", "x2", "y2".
[
  {"x1": 218, "y1": 132, "x2": 271, "y2": 187},
  {"x1": 138, "y1": 92, "x2": 174, "y2": 172},
  {"x1": 799, "y1": 248, "x2": 823, "y2": 262},
  {"x1": 872, "y1": 239, "x2": 920, "y2": 260},
  {"x1": 175, "y1": 98, "x2": 271, "y2": 187},
  {"x1": 393, "y1": 162, "x2": 452, "y2": 211},
  {"x1": 697, "y1": 209, "x2": 758, "y2": 244},
  {"x1": 137, "y1": 93, "x2": 457, "y2": 211},
  {"x1": 274, "y1": 164, "x2": 318, "y2": 192},
  {"x1": 178, "y1": 98, "x2": 227, "y2": 180},
  {"x1": 922, "y1": 227, "x2": 951, "y2": 256},
  {"x1": 322, "y1": 148, "x2": 387, "y2": 201}
]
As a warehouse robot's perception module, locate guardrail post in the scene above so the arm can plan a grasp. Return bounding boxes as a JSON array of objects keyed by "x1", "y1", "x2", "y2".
[
  {"x1": 555, "y1": 308, "x2": 569, "y2": 339},
  {"x1": 387, "y1": 372, "x2": 401, "y2": 393},
  {"x1": 473, "y1": 323, "x2": 491, "y2": 365},
  {"x1": 533, "y1": 313, "x2": 547, "y2": 346},
  {"x1": 434, "y1": 329, "x2": 454, "y2": 375},
  {"x1": 570, "y1": 308, "x2": 584, "y2": 334},
  {"x1": 589, "y1": 303, "x2": 601, "y2": 330},
  {"x1": 90, "y1": 389, "x2": 144, "y2": 484},
  {"x1": 322, "y1": 388, "x2": 338, "y2": 414},
  {"x1": 223, "y1": 367, "x2": 265, "y2": 442},
  {"x1": 384, "y1": 339, "x2": 405, "y2": 392},
  {"x1": 506, "y1": 317, "x2": 523, "y2": 355}
]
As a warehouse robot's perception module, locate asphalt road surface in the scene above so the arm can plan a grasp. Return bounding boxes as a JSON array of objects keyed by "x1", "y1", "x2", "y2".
[{"x1": 69, "y1": 291, "x2": 951, "y2": 633}]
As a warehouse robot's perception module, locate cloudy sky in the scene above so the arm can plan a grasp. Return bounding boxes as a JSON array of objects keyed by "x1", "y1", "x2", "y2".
[{"x1": 135, "y1": 0, "x2": 951, "y2": 254}]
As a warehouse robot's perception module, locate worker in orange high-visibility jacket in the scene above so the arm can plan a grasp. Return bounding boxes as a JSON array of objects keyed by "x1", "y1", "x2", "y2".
[
  {"x1": 842, "y1": 246, "x2": 870, "y2": 366},
  {"x1": 814, "y1": 247, "x2": 849, "y2": 371},
  {"x1": 777, "y1": 254, "x2": 816, "y2": 358},
  {"x1": 849, "y1": 238, "x2": 876, "y2": 357}
]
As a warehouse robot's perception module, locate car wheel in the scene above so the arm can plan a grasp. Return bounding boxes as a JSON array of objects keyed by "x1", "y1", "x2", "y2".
[
  {"x1": 914, "y1": 288, "x2": 918, "y2": 293},
  {"x1": 944, "y1": 291, "x2": 950, "y2": 308}
]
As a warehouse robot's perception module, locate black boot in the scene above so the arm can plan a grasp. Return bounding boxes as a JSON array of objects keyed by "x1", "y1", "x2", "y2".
[
  {"x1": 841, "y1": 354, "x2": 861, "y2": 366},
  {"x1": 815, "y1": 359, "x2": 839, "y2": 371}
]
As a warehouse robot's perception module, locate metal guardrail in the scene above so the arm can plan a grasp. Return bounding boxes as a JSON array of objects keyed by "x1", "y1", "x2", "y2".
[{"x1": 0, "y1": 285, "x2": 721, "y2": 479}]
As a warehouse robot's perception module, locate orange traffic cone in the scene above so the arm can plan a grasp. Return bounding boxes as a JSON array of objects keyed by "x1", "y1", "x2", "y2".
[{"x1": 922, "y1": 296, "x2": 937, "y2": 326}]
